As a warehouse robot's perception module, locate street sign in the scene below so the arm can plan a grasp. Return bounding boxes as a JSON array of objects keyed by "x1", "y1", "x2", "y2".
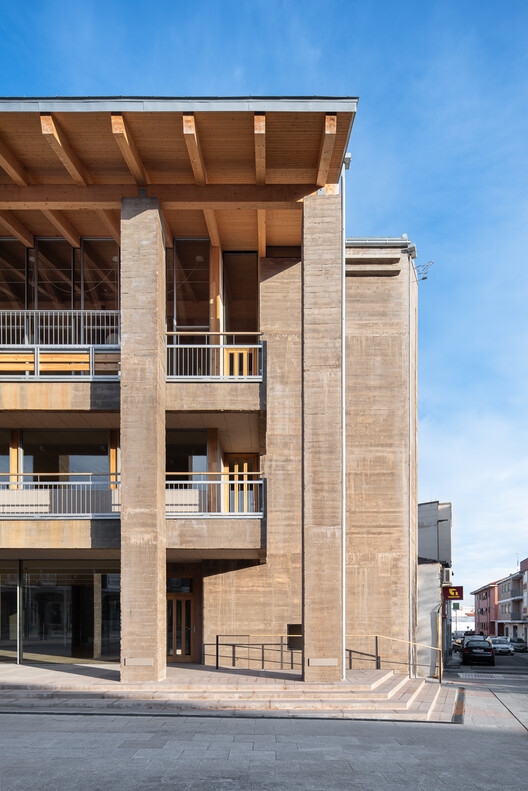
[
  {"x1": 452, "y1": 602, "x2": 460, "y2": 610},
  {"x1": 443, "y1": 585, "x2": 463, "y2": 600}
]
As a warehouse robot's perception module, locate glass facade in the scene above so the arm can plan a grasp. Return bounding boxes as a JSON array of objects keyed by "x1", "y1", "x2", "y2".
[
  {"x1": 22, "y1": 430, "x2": 109, "y2": 481},
  {"x1": 166, "y1": 429, "x2": 207, "y2": 480},
  {"x1": 0, "y1": 429, "x2": 9, "y2": 485},
  {"x1": 172, "y1": 239, "x2": 210, "y2": 329},
  {"x1": 0, "y1": 561, "x2": 120, "y2": 663}
]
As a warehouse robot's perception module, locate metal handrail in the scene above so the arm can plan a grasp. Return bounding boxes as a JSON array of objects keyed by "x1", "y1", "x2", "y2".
[
  {"x1": 346, "y1": 633, "x2": 443, "y2": 679},
  {"x1": 165, "y1": 473, "x2": 264, "y2": 517},
  {"x1": 212, "y1": 633, "x2": 303, "y2": 671},
  {"x1": 166, "y1": 332, "x2": 263, "y2": 381},
  {"x1": 0, "y1": 310, "x2": 121, "y2": 347},
  {"x1": 0, "y1": 473, "x2": 121, "y2": 519}
]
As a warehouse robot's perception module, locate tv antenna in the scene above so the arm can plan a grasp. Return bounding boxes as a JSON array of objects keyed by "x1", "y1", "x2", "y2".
[{"x1": 415, "y1": 261, "x2": 434, "y2": 281}]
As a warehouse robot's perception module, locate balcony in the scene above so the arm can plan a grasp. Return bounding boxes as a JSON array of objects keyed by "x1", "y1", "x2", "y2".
[
  {"x1": 166, "y1": 332, "x2": 262, "y2": 381},
  {"x1": 0, "y1": 472, "x2": 264, "y2": 520},
  {"x1": 0, "y1": 474, "x2": 120, "y2": 519},
  {"x1": 0, "y1": 310, "x2": 120, "y2": 381},
  {"x1": 166, "y1": 472, "x2": 263, "y2": 518}
]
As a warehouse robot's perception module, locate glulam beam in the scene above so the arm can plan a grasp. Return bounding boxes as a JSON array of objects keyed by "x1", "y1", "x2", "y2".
[
  {"x1": 257, "y1": 209, "x2": 266, "y2": 258},
  {"x1": 203, "y1": 209, "x2": 220, "y2": 247},
  {"x1": 40, "y1": 114, "x2": 93, "y2": 185},
  {"x1": 0, "y1": 211, "x2": 34, "y2": 247},
  {"x1": 254, "y1": 114, "x2": 266, "y2": 185},
  {"x1": 41, "y1": 210, "x2": 80, "y2": 248},
  {"x1": 0, "y1": 137, "x2": 30, "y2": 186},
  {"x1": 0, "y1": 184, "x2": 308, "y2": 211},
  {"x1": 183, "y1": 115, "x2": 207, "y2": 185},
  {"x1": 316, "y1": 115, "x2": 337, "y2": 188},
  {"x1": 111, "y1": 113, "x2": 149, "y2": 186}
]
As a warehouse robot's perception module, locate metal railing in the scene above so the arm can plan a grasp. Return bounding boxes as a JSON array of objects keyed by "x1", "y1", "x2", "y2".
[
  {"x1": 0, "y1": 473, "x2": 120, "y2": 518},
  {"x1": 0, "y1": 311, "x2": 121, "y2": 381},
  {"x1": 0, "y1": 310, "x2": 120, "y2": 347},
  {"x1": 347, "y1": 634, "x2": 443, "y2": 679},
  {"x1": 166, "y1": 472, "x2": 263, "y2": 517},
  {"x1": 205, "y1": 634, "x2": 302, "y2": 672},
  {"x1": 166, "y1": 332, "x2": 262, "y2": 380},
  {"x1": 0, "y1": 345, "x2": 120, "y2": 380}
]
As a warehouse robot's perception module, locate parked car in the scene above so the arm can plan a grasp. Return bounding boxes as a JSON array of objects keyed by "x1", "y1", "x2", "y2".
[
  {"x1": 462, "y1": 634, "x2": 489, "y2": 649},
  {"x1": 508, "y1": 637, "x2": 528, "y2": 652},
  {"x1": 490, "y1": 637, "x2": 514, "y2": 656},
  {"x1": 461, "y1": 640, "x2": 495, "y2": 666}
]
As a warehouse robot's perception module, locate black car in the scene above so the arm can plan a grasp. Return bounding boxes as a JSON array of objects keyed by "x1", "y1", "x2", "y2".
[{"x1": 461, "y1": 639, "x2": 495, "y2": 665}]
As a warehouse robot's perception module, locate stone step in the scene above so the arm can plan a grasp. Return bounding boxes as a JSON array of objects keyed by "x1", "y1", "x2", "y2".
[{"x1": 0, "y1": 678, "x2": 426, "y2": 711}]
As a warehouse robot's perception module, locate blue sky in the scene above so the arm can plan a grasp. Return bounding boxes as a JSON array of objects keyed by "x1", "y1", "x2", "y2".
[{"x1": 1, "y1": 0, "x2": 527, "y2": 604}]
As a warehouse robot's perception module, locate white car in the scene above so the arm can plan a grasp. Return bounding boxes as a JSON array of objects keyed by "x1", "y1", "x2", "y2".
[{"x1": 490, "y1": 637, "x2": 514, "y2": 655}]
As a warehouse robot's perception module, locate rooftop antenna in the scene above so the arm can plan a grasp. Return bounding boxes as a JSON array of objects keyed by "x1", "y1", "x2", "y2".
[{"x1": 415, "y1": 260, "x2": 434, "y2": 282}]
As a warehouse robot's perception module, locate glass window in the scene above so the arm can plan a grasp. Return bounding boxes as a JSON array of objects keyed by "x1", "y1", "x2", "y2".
[
  {"x1": 36, "y1": 240, "x2": 73, "y2": 310},
  {"x1": 81, "y1": 240, "x2": 119, "y2": 311},
  {"x1": 223, "y1": 252, "x2": 258, "y2": 332},
  {"x1": 166, "y1": 430, "x2": 207, "y2": 480},
  {"x1": 0, "y1": 560, "x2": 18, "y2": 664},
  {"x1": 0, "y1": 429, "x2": 10, "y2": 485},
  {"x1": 0, "y1": 240, "x2": 26, "y2": 310},
  {"x1": 22, "y1": 430, "x2": 109, "y2": 481},
  {"x1": 22, "y1": 561, "x2": 120, "y2": 661},
  {"x1": 174, "y1": 239, "x2": 210, "y2": 328},
  {"x1": 167, "y1": 578, "x2": 193, "y2": 593}
]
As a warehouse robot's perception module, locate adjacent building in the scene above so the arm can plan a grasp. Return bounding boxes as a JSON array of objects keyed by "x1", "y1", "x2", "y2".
[
  {"x1": 416, "y1": 501, "x2": 453, "y2": 675},
  {"x1": 472, "y1": 559, "x2": 528, "y2": 640},
  {"x1": 0, "y1": 96, "x2": 418, "y2": 681}
]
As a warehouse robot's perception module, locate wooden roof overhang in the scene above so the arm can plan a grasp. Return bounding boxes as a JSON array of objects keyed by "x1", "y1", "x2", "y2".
[{"x1": 0, "y1": 97, "x2": 357, "y2": 250}]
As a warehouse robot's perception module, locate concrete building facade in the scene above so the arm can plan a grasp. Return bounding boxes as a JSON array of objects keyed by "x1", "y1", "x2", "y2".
[{"x1": 0, "y1": 96, "x2": 418, "y2": 681}]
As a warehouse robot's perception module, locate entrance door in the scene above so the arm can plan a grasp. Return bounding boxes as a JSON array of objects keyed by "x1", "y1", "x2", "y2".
[
  {"x1": 223, "y1": 454, "x2": 258, "y2": 514},
  {"x1": 166, "y1": 594, "x2": 195, "y2": 662}
]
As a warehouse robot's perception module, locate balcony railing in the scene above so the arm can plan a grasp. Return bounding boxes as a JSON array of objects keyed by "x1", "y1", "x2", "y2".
[
  {"x1": 166, "y1": 472, "x2": 264, "y2": 517},
  {"x1": 0, "y1": 474, "x2": 120, "y2": 519},
  {"x1": 0, "y1": 311, "x2": 120, "y2": 380},
  {"x1": 0, "y1": 310, "x2": 120, "y2": 346},
  {"x1": 166, "y1": 332, "x2": 262, "y2": 381}
]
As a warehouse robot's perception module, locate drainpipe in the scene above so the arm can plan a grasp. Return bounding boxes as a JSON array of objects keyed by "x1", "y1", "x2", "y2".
[
  {"x1": 408, "y1": 247, "x2": 417, "y2": 678},
  {"x1": 341, "y1": 154, "x2": 350, "y2": 681}
]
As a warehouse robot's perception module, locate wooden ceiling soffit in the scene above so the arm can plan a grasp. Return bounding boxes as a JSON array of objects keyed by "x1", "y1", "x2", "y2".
[
  {"x1": 0, "y1": 211, "x2": 34, "y2": 247},
  {"x1": 183, "y1": 115, "x2": 207, "y2": 185},
  {"x1": 203, "y1": 209, "x2": 220, "y2": 247},
  {"x1": 96, "y1": 209, "x2": 120, "y2": 244},
  {"x1": 257, "y1": 210, "x2": 266, "y2": 258},
  {"x1": 254, "y1": 114, "x2": 266, "y2": 185},
  {"x1": 111, "y1": 113, "x2": 149, "y2": 186},
  {"x1": 0, "y1": 137, "x2": 30, "y2": 185},
  {"x1": 316, "y1": 115, "x2": 337, "y2": 187},
  {"x1": 40, "y1": 114, "x2": 93, "y2": 186},
  {"x1": 0, "y1": 184, "x2": 308, "y2": 211},
  {"x1": 41, "y1": 210, "x2": 80, "y2": 248}
]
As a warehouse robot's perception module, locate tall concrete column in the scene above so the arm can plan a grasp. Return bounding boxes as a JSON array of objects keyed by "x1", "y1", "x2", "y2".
[
  {"x1": 302, "y1": 194, "x2": 343, "y2": 682},
  {"x1": 120, "y1": 196, "x2": 166, "y2": 682}
]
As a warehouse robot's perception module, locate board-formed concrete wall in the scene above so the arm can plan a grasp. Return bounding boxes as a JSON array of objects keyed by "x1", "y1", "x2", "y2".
[
  {"x1": 120, "y1": 197, "x2": 166, "y2": 682},
  {"x1": 345, "y1": 245, "x2": 417, "y2": 672}
]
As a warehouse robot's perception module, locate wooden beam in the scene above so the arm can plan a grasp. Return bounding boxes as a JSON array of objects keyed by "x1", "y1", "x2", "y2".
[
  {"x1": 257, "y1": 209, "x2": 266, "y2": 259},
  {"x1": 40, "y1": 114, "x2": 93, "y2": 186},
  {"x1": 254, "y1": 114, "x2": 266, "y2": 185},
  {"x1": 41, "y1": 210, "x2": 80, "y2": 248},
  {"x1": 111, "y1": 113, "x2": 149, "y2": 186},
  {"x1": 316, "y1": 115, "x2": 337, "y2": 187},
  {"x1": 183, "y1": 115, "x2": 207, "y2": 185},
  {"x1": 209, "y1": 246, "x2": 223, "y2": 334},
  {"x1": 160, "y1": 209, "x2": 173, "y2": 248},
  {"x1": 96, "y1": 209, "x2": 120, "y2": 244},
  {"x1": 0, "y1": 184, "x2": 308, "y2": 211},
  {"x1": 0, "y1": 137, "x2": 30, "y2": 186},
  {"x1": 0, "y1": 211, "x2": 34, "y2": 247},
  {"x1": 203, "y1": 209, "x2": 220, "y2": 247}
]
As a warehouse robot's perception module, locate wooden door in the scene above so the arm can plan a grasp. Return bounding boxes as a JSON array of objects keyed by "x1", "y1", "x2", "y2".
[
  {"x1": 223, "y1": 454, "x2": 258, "y2": 514},
  {"x1": 166, "y1": 594, "x2": 195, "y2": 662}
]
